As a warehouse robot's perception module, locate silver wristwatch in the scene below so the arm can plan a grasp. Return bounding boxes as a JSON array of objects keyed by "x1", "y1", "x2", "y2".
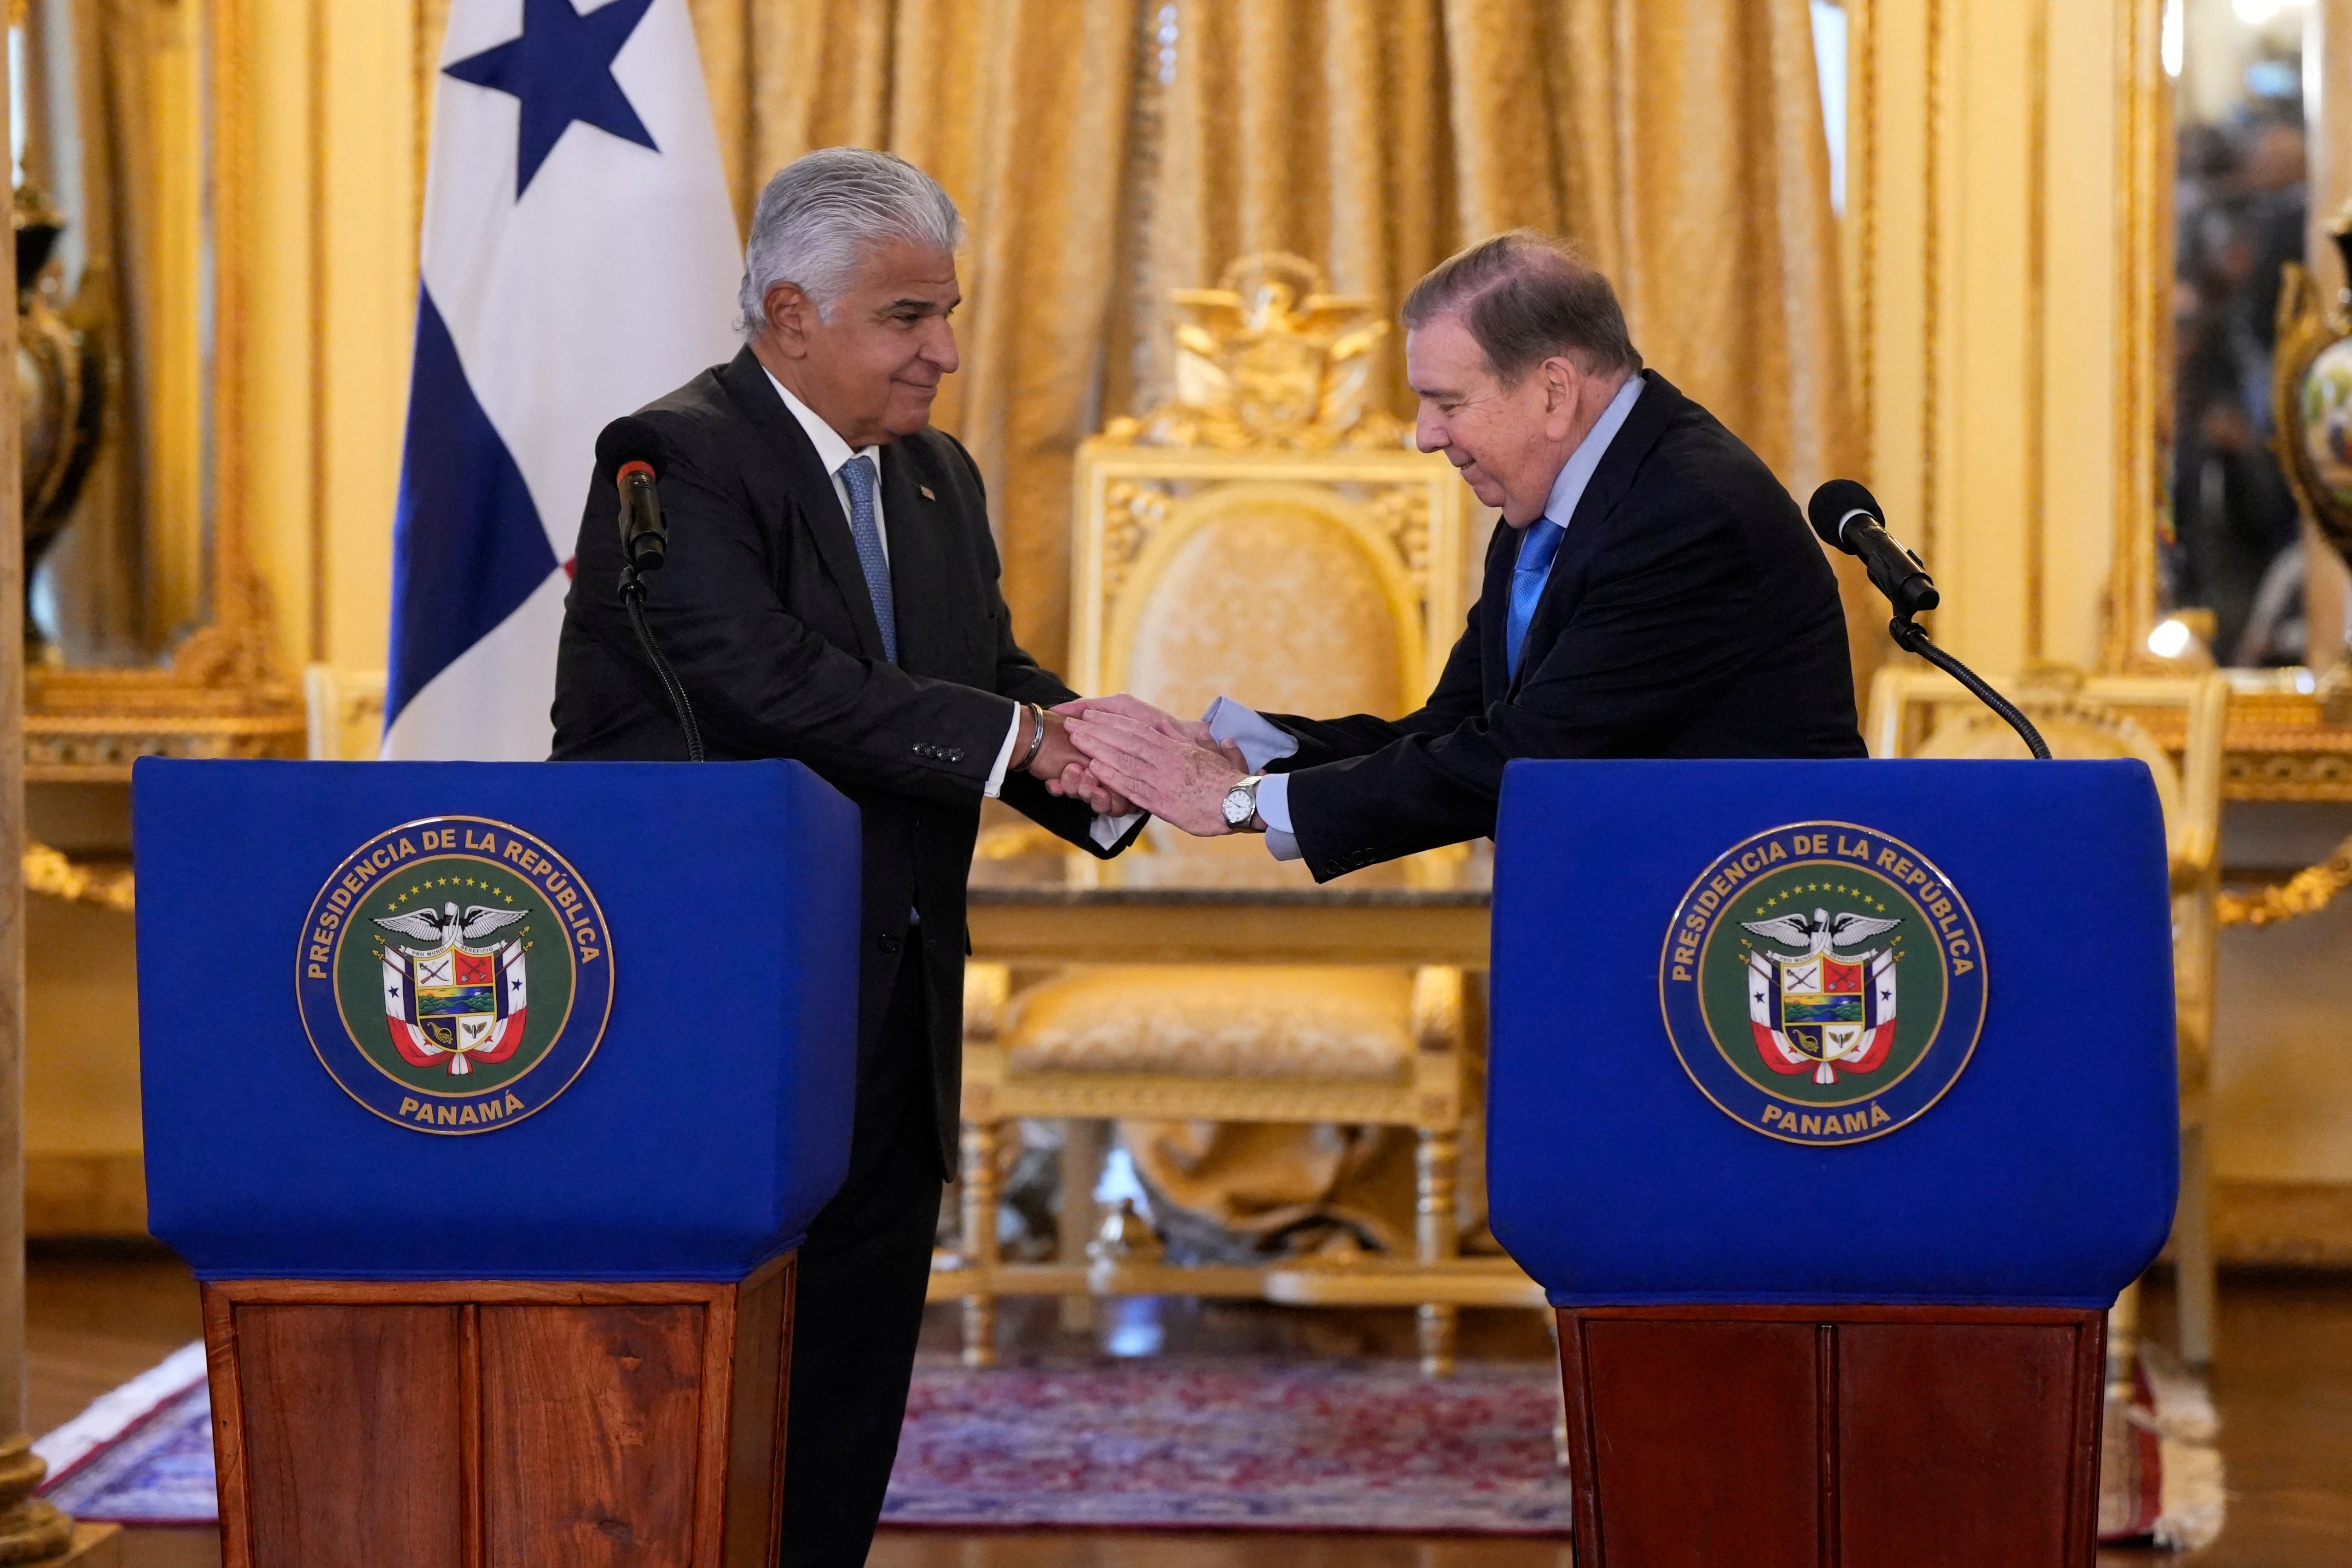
[{"x1": 1221, "y1": 774, "x2": 1264, "y2": 831}]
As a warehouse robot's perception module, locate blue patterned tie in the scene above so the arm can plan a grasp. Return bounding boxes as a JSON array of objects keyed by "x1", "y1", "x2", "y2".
[
  {"x1": 1504, "y1": 518, "x2": 1566, "y2": 679},
  {"x1": 838, "y1": 455, "x2": 898, "y2": 664}
]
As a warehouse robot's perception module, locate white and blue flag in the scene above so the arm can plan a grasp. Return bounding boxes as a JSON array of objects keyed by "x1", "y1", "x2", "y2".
[{"x1": 383, "y1": 0, "x2": 740, "y2": 759}]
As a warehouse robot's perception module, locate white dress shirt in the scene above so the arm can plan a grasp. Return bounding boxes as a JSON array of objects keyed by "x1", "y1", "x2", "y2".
[
  {"x1": 764, "y1": 367, "x2": 1137, "y2": 848},
  {"x1": 1224, "y1": 374, "x2": 1646, "y2": 861}
]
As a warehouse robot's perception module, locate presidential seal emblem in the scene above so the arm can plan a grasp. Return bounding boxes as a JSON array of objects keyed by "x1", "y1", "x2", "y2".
[
  {"x1": 1659, "y1": 822, "x2": 1986, "y2": 1145},
  {"x1": 296, "y1": 816, "x2": 614, "y2": 1134}
]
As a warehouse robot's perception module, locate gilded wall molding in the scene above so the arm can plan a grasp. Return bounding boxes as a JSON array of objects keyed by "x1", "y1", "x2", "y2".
[
  {"x1": 19, "y1": 0, "x2": 305, "y2": 778},
  {"x1": 2101, "y1": 0, "x2": 2170, "y2": 674}
]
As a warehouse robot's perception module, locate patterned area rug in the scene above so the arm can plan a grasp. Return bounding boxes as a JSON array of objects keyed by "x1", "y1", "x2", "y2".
[
  {"x1": 2097, "y1": 1342, "x2": 2228, "y2": 1551},
  {"x1": 34, "y1": 1340, "x2": 2223, "y2": 1543},
  {"x1": 35, "y1": 1342, "x2": 216, "y2": 1526},
  {"x1": 881, "y1": 1357, "x2": 1572, "y2": 1533}
]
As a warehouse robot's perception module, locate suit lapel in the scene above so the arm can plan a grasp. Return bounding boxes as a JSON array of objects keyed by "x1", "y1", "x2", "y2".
[
  {"x1": 878, "y1": 443, "x2": 948, "y2": 675},
  {"x1": 1478, "y1": 522, "x2": 1517, "y2": 707},
  {"x1": 1505, "y1": 369, "x2": 1685, "y2": 698},
  {"x1": 716, "y1": 348, "x2": 890, "y2": 662}
]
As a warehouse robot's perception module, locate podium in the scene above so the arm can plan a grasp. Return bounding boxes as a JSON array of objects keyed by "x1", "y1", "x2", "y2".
[
  {"x1": 1487, "y1": 760, "x2": 2178, "y2": 1568},
  {"x1": 134, "y1": 759, "x2": 860, "y2": 1568}
]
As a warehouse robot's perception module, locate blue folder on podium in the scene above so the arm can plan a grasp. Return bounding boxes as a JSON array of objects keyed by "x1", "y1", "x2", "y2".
[{"x1": 134, "y1": 757, "x2": 862, "y2": 1282}]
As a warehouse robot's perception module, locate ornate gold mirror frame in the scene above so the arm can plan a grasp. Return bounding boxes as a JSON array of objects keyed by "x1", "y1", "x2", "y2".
[{"x1": 20, "y1": 0, "x2": 302, "y2": 783}]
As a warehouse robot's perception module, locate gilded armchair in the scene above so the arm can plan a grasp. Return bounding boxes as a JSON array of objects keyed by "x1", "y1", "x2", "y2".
[
  {"x1": 954, "y1": 256, "x2": 1482, "y2": 1374},
  {"x1": 1865, "y1": 665, "x2": 2227, "y2": 1365}
]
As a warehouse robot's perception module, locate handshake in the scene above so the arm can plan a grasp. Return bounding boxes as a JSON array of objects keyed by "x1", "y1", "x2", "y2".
[{"x1": 1019, "y1": 695, "x2": 1257, "y2": 835}]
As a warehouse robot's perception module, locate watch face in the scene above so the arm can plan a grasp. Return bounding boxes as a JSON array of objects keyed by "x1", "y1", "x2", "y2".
[{"x1": 1222, "y1": 784, "x2": 1255, "y2": 826}]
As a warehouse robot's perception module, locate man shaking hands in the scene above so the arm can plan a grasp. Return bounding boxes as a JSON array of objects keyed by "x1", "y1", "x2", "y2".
[{"x1": 1063, "y1": 231, "x2": 1864, "y2": 880}]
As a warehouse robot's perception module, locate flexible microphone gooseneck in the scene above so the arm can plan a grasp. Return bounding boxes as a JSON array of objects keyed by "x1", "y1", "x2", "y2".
[
  {"x1": 594, "y1": 417, "x2": 704, "y2": 763},
  {"x1": 1806, "y1": 480, "x2": 2051, "y2": 761}
]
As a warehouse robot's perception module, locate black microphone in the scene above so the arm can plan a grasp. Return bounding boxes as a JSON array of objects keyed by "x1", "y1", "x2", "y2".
[
  {"x1": 1806, "y1": 479, "x2": 1939, "y2": 618},
  {"x1": 592, "y1": 415, "x2": 703, "y2": 762},
  {"x1": 1806, "y1": 479, "x2": 2050, "y2": 760},
  {"x1": 597, "y1": 417, "x2": 669, "y2": 572}
]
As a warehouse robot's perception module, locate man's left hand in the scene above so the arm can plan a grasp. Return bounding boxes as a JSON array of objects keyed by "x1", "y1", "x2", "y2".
[{"x1": 1065, "y1": 710, "x2": 1247, "y2": 836}]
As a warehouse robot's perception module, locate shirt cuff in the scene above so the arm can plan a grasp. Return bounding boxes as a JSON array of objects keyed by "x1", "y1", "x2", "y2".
[
  {"x1": 1256, "y1": 775, "x2": 1302, "y2": 859},
  {"x1": 1254, "y1": 771, "x2": 1294, "y2": 833},
  {"x1": 1091, "y1": 811, "x2": 1145, "y2": 850},
  {"x1": 983, "y1": 701, "x2": 1026, "y2": 799},
  {"x1": 1202, "y1": 696, "x2": 1301, "y2": 771},
  {"x1": 1204, "y1": 699, "x2": 1304, "y2": 862}
]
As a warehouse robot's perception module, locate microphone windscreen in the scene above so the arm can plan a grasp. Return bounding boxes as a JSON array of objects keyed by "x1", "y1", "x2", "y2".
[
  {"x1": 1806, "y1": 479, "x2": 1883, "y2": 552},
  {"x1": 596, "y1": 416, "x2": 665, "y2": 478}
]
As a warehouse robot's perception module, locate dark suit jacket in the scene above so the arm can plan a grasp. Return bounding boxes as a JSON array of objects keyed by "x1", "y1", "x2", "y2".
[
  {"x1": 551, "y1": 347, "x2": 1139, "y2": 1175},
  {"x1": 1264, "y1": 371, "x2": 1865, "y2": 881}
]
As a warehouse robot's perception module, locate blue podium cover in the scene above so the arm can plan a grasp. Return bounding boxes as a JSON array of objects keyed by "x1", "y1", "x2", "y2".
[
  {"x1": 1488, "y1": 759, "x2": 2178, "y2": 1309},
  {"x1": 135, "y1": 759, "x2": 860, "y2": 1282}
]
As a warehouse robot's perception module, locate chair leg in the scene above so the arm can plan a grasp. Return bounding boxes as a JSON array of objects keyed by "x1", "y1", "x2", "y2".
[
  {"x1": 1417, "y1": 1304, "x2": 1458, "y2": 1378},
  {"x1": 2176, "y1": 1121, "x2": 2216, "y2": 1368},
  {"x1": 1058, "y1": 1118, "x2": 1103, "y2": 1334},
  {"x1": 2107, "y1": 1278, "x2": 2140, "y2": 1399},
  {"x1": 1417, "y1": 1129, "x2": 1459, "y2": 1376},
  {"x1": 959, "y1": 1119, "x2": 1002, "y2": 1370}
]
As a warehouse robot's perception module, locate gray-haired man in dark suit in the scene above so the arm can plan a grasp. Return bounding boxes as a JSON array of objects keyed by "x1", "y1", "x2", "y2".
[{"x1": 552, "y1": 148, "x2": 1142, "y2": 1566}]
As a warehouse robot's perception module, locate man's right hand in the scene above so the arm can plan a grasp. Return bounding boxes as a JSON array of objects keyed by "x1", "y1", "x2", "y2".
[{"x1": 1025, "y1": 709, "x2": 1134, "y2": 815}]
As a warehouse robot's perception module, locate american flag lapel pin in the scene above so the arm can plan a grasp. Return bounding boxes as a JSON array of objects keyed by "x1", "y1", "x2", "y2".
[{"x1": 919, "y1": 485, "x2": 937, "y2": 502}]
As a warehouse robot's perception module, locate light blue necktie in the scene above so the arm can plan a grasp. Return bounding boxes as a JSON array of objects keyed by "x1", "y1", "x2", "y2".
[
  {"x1": 1504, "y1": 518, "x2": 1566, "y2": 679},
  {"x1": 838, "y1": 455, "x2": 899, "y2": 664}
]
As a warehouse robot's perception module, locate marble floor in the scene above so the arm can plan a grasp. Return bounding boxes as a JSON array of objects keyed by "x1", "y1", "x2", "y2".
[{"x1": 25, "y1": 1243, "x2": 2350, "y2": 1568}]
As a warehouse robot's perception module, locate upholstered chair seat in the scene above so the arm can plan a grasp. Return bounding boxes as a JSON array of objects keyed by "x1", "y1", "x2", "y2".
[{"x1": 1002, "y1": 966, "x2": 1420, "y2": 1083}]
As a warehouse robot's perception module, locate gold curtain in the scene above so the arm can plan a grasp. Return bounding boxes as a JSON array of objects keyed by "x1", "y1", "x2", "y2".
[{"x1": 681, "y1": 0, "x2": 1865, "y2": 672}]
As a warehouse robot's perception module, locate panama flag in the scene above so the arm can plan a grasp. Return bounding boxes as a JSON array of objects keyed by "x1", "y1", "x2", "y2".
[{"x1": 383, "y1": 0, "x2": 740, "y2": 759}]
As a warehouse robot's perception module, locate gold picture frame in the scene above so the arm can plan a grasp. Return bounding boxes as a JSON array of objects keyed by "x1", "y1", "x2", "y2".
[{"x1": 22, "y1": 0, "x2": 304, "y2": 782}]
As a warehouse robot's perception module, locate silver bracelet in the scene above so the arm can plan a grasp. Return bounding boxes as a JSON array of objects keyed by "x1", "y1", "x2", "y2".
[{"x1": 1015, "y1": 704, "x2": 1048, "y2": 771}]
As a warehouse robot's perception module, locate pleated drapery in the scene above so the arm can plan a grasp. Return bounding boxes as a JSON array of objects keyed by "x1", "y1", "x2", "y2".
[{"x1": 679, "y1": 0, "x2": 1867, "y2": 671}]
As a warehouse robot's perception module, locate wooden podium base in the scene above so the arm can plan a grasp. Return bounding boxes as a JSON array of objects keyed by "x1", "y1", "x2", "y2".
[
  {"x1": 1556, "y1": 1304, "x2": 2107, "y2": 1568},
  {"x1": 199, "y1": 1255, "x2": 795, "y2": 1568}
]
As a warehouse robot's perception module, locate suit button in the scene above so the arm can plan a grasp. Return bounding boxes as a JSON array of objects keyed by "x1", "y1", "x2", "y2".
[
  {"x1": 949, "y1": 748, "x2": 964, "y2": 762},
  {"x1": 877, "y1": 931, "x2": 901, "y2": 954}
]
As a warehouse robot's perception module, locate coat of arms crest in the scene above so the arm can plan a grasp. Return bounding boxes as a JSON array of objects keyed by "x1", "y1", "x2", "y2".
[
  {"x1": 296, "y1": 816, "x2": 614, "y2": 1134},
  {"x1": 376, "y1": 902, "x2": 531, "y2": 1074},
  {"x1": 1740, "y1": 907, "x2": 1901, "y2": 1085},
  {"x1": 1658, "y1": 821, "x2": 1986, "y2": 1146}
]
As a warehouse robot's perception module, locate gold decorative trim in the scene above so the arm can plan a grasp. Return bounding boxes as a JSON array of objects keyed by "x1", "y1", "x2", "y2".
[
  {"x1": 2101, "y1": 0, "x2": 2170, "y2": 672},
  {"x1": 23, "y1": 844, "x2": 134, "y2": 912},
  {"x1": 307, "y1": 0, "x2": 331, "y2": 664},
  {"x1": 0, "y1": 1437, "x2": 75, "y2": 1562},
  {"x1": 1848, "y1": 0, "x2": 1877, "y2": 479},
  {"x1": 1919, "y1": 0, "x2": 1942, "y2": 568},
  {"x1": 2211, "y1": 1179, "x2": 2352, "y2": 1266},
  {"x1": 2218, "y1": 834, "x2": 2352, "y2": 927},
  {"x1": 964, "y1": 1071, "x2": 1446, "y2": 1128},
  {"x1": 2024, "y1": 0, "x2": 2050, "y2": 662},
  {"x1": 20, "y1": 0, "x2": 305, "y2": 777}
]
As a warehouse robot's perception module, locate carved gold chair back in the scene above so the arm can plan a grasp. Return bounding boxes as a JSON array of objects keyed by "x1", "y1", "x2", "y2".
[{"x1": 951, "y1": 256, "x2": 1490, "y2": 1376}]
